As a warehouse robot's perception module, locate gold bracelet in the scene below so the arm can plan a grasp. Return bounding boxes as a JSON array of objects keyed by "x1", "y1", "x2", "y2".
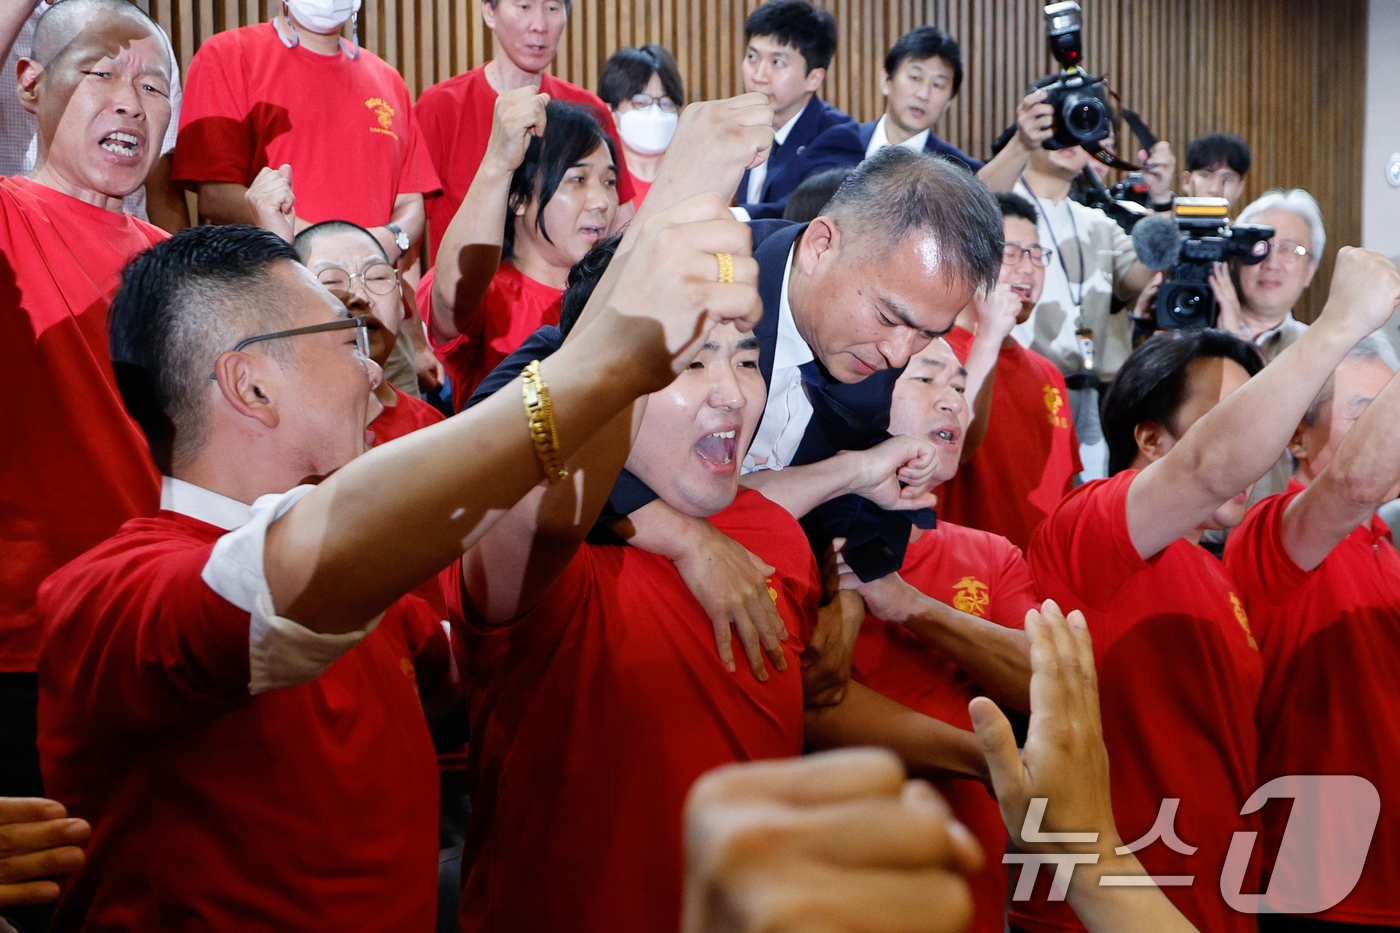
[{"x1": 522, "y1": 360, "x2": 568, "y2": 484}]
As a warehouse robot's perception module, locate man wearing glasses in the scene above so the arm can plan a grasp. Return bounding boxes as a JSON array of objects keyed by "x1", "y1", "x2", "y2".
[{"x1": 936, "y1": 193, "x2": 1083, "y2": 552}]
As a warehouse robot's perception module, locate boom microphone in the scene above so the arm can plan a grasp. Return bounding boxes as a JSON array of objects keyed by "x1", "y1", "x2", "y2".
[{"x1": 1131, "y1": 212, "x2": 1182, "y2": 271}]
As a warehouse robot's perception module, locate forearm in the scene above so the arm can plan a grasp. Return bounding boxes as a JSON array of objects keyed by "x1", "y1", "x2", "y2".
[
  {"x1": 265, "y1": 310, "x2": 661, "y2": 633},
  {"x1": 196, "y1": 182, "x2": 255, "y2": 225},
  {"x1": 977, "y1": 140, "x2": 1034, "y2": 193},
  {"x1": 803, "y1": 681, "x2": 987, "y2": 782},
  {"x1": 1120, "y1": 260, "x2": 1155, "y2": 297},
  {"x1": 961, "y1": 335, "x2": 1001, "y2": 461},
  {"x1": 143, "y1": 154, "x2": 190, "y2": 233},
  {"x1": 389, "y1": 192, "x2": 425, "y2": 247},
  {"x1": 1069, "y1": 851, "x2": 1200, "y2": 933},
  {"x1": 432, "y1": 163, "x2": 512, "y2": 341},
  {"x1": 614, "y1": 495, "x2": 708, "y2": 559},
  {"x1": 903, "y1": 603, "x2": 1031, "y2": 712},
  {"x1": 0, "y1": 0, "x2": 33, "y2": 65},
  {"x1": 739, "y1": 456, "x2": 860, "y2": 519}
]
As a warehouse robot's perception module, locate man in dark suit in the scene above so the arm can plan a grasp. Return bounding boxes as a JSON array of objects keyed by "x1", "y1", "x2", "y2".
[
  {"x1": 733, "y1": 0, "x2": 859, "y2": 220},
  {"x1": 802, "y1": 27, "x2": 984, "y2": 178},
  {"x1": 472, "y1": 147, "x2": 1004, "y2": 675}
]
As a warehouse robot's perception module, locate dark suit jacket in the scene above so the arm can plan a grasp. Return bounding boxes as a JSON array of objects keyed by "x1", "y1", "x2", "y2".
[
  {"x1": 802, "y1": 118, "x2": 985, "y2": 174},
  {"x1": 736, "y1": 96, "x2": 857, "y2": 220},
  {"x1": 467, "y1": 219, "x2": 927, "y2": 578}
]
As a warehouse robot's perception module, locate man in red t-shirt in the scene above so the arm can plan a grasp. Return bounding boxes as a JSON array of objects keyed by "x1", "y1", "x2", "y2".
[
  {"x1": 845, "y1": 336, "x2": 1038, "y2": 933},
  {"x1": 39, "y1": 194, "x2": 767, "y2": 928},
  {"x1": 452, "y1": 244, "x2": 996, "y2": 933},
  {"x1": 939, "y1": 192, "x2": 1082, "y2": 551},
  {"x1": 1012, "y1": 248, "x2": 1400, "y2": 933},
  {"x1": 1224, "y1": 336, "x2": 1400, "y2": 930},
  {"x1": 414, "y1": 0, "x2": 635, "y2": 261},
  {"x1": 1, "y1": 0, "x2": 171, "y2": 824},
  {"x1": 172, "y1": 2, "x2": 440, "y2": 264}
]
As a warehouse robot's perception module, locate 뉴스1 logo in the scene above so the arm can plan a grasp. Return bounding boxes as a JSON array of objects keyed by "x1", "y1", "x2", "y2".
[
  {"x1": 1005, "y1": 775, "x2": 1380, "y2": 913},
  {"x1": 366, "y1": 98, "x2": 398, "y2": 139}
]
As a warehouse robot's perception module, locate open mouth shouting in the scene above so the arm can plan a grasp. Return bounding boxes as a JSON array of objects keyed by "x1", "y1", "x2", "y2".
[
  {"x1": 695, "y1": 428, "x2": 739, "y2": 472},
  {"x1": 579, "y1": 223, "x2": 607, "y2": 245},
  {"x1": 98, "y1": 130, "x2": 143, "y2": 159},
  {"x1": 928, "y1": 423, "x2": 960, "y2": 450}
]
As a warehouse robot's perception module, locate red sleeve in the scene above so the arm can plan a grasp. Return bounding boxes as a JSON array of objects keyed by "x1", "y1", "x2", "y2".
[
  {"x1": 395, "y1": 94, "x2": 443, "y2": 197},
  {"x1": 440, "y1": 543, "x2": 594, "y2": 644},
  {"x1": 394, "y1": 594, "x2": 452, "y2": 698},
  {"x1": 1223, "y1": 490, "x2": 1312, "y2": 605},
  {"x1": 171, "y1": 35, "x2": 254, "y2": 187},
  {"x1": 1029, "y1": 471, "x2": 1149, "y2": 611},
  {"x1": 40, "y1": 538, "x2": 255, "y2": 737},
  {"x1": 989, "y1": 540, "x2": 1038, "y2": 629},
  {"x1": 413, "y1": 84, "x2": 454, "y2": 183}
]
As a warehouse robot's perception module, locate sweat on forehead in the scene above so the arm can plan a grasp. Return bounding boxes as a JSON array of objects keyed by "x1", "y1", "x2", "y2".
[{"x1": 30, "y1": 0, "x2": 163, "y2": 67}]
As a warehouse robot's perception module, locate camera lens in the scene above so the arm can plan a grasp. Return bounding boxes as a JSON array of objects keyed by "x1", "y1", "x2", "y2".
[
  {"x1": 1065, "y1": 96, "x2": 1106, "y2": 138},
  {"x1": 1171, "y1": 289, "x2": 1203, "y2": 320}
]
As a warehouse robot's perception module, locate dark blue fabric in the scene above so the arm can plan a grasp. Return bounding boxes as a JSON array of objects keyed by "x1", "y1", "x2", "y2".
[
  {"x1": 803, "y1": 120, "x2": 985, "y2": 175},
  {"x1": 736, "y1": 96, "x2": 857, "y2": 219}
]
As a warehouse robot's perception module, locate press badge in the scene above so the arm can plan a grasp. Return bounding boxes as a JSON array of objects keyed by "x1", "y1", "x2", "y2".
[{"x1": 1075, "y1": 324, "x2": 1095, "y2": 371}]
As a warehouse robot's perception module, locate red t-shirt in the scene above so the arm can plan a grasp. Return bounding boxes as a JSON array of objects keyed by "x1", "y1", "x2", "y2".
[
  {"x1": 631, "y1": 176, "x2": 652, "y2": 206},
  {"x1": 415, "y1": 65, "x2": 635, "y2": 261},
  {"x1": 370, "y1": 383, "x2": 446, "y2": 445},
  {"x1": 38, "y1": 510, "x2": 448, "y2": 931},
  {"x1": 1018, "y1": 471, "x2": 1263, "y2": 933},
  {"x1": 173, "y1": 22, "x2": 441, "y2": 227},
  {"x1": 418, "y1": 263, "x2": 562, "y2": 412},
  {"x1": 853, "y1": 521, "x2": 1038, "y2": 933},
  {"x1": 1225, "y1": 481, "x2": 1400, "y2": 924},
  {"x1": 447, "y1": 489, "x2": 820, "y2": 933},
  {"x1": 0, "y1": 176, "x2": 164, "y2": 672},
  {"x1": 937, "y1": 326, "x2": 1082, "y2": 552}
]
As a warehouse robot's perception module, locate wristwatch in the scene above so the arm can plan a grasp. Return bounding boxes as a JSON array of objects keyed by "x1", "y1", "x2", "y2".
[{"x1": 385, "y1": 221, "x2": 410, "y2": 254}]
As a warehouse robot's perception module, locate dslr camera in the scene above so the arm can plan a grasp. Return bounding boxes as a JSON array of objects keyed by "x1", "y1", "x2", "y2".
[
  {"x1": 1132, "y1": 198, "x2": 1274, "y2": 330},
  {"x1": 1036, "y1": 2, "x2": 1112, "y2": 150}
]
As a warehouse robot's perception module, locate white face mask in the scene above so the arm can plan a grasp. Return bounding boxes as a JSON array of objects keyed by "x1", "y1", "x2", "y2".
[
  {"x1": 287, "y1": 0, "x2": 360, "y2": 34},
  {"x1": 617, "y1": 105, "x2": 678, "y2": 156}
]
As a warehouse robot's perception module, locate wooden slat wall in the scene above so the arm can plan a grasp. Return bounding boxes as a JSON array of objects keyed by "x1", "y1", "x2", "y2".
[{"x1": 131, "y1": 0, "x2": 1365, "y2": 319}]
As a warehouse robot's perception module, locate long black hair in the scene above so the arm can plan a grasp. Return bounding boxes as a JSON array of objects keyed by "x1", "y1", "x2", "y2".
[{"x1": 504, "y1": 100, "x2": 618, "y2": 260}]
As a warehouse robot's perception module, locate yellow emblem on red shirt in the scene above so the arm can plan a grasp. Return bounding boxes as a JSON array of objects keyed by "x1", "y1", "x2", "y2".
[
  {"x1": 1228, "y1": 593, "x2": 1258, "y2": 650},
  {"x1": 365, "y1": 98, "x2": 398, "y2": 139},
  {"x1": 952, "y1": 576, "x2": 990, "y2": 618},
  {"x1": 1044, "y1": 385, "x2": 1070, "y2": 429}
]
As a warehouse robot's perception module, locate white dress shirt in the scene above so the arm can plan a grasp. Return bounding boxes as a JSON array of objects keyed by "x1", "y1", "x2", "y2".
[
  {"x1": 865, "y1": 114, "x2": 930, "y2": 158},
  {"x1": 742, "y1": 247, "x2": 814, "y2": 473},
  {"x1": 161, "y1": 476, "x2": 379, "y2": 695},
  {"x1": 745, "y1": 110, "x2": 801, "y2": 205}
]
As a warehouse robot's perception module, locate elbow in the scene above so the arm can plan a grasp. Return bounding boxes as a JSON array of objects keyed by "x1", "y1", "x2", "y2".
[{"x1": 1327, "y1": 462, "x2": 1390, "y2": 511}]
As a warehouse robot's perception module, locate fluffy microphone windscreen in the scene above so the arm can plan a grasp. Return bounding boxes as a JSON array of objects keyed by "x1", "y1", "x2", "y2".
[{"x1": 1131, "y1": 213, "x2": 1182, "y2": 271}]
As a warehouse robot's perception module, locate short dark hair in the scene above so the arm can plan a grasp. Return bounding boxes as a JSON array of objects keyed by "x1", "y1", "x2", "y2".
[
  {"x1": 822, "y1": 146, "x2": 1004, "y2": 293},
  {"x1": 1101, "y1": 329, "x2": 1264, "y2": 476},
  {"x1": 783, "y1": 166, "x2": 853, "y2": 223},
  {"x1": 1186, "y1": 134, "x2": 1251, "y2": 177},
  {"x1": 109, "y1": 225, "x2": 301, "y2": 472},
  {"x1": 293, "y1": 220, "x2": 388, "y2": 265},
  {"x1": 504, "y1": 100, "x2": 618, "y2": 260},
  {"x1": 558, "y1": 233, "x2": 623, "y2": 337},
  {"x1": 883, "y1": 26, "x2": 963, "y2": 97},
  {"x1": 598, "y1": 45, "x2": 685, "y2": 110},
  {"x1": 996, "y1": 191, "x2": 1038, "y2": 226},
  {"x1": 744, "y1": 0, "x2": 837, "y2": 73}
]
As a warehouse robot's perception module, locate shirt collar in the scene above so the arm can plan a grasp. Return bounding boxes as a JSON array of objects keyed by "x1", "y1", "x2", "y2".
[
  {"x1": 161, "y1": 476, "x2": 253, "y2": 531},
  {"x1": 774, "y1": 243, "x2": 814, "y2": 370},
  {"x1": 773, "y1": 108, "x2": 801, "y2": 146},
  {"x1": 1251, "y1": 312, "x2": 1298, "y2": 346}
]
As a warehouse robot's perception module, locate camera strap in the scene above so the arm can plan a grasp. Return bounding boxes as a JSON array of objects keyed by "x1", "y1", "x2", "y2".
[{"x1": 1084, "y1": 140, "x2": 1144, "y2": 173}]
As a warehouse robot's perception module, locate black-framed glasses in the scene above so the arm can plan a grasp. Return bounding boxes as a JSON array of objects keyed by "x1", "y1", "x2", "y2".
[
  {"x1": 209, "y1": 315, "x2": 371, "y2": 379},
  {"x1": 317, "y1": 263, "x2": 399, "y2": 300},
  {"x1": 1003, "y1": 243, "x2": 1052, "y2": 267},
  {"x1": 628, "y1": 92, "x2": 678, "y2": 114}
]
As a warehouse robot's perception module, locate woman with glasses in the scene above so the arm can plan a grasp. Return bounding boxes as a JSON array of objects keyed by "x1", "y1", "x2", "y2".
[
  {"x1": 294, "y1": 220, "x2": 445, "y2": 444},
  {"x1": 598, "y1": 45, "x2": 686, "y2": 206},
  {"x1": 423, "y1": 92, "x2": 620, "y2": 412}
]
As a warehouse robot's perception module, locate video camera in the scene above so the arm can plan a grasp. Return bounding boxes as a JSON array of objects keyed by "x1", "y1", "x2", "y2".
[
  {"x1": 1131, "y1": 198, "x2": 1274, "y2": 330},
  {"x1": 1036, "y1": 2, "x2": 1112, "y2": 150}
]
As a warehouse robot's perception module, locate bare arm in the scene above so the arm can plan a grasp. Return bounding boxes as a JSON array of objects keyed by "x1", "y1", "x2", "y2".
[
  {"x1": 1125, "y1": 247, "x2": 1400, "y2": 559},
  {"x1": 958, "y1": 284, "x2": 1022, "y2": 461},
  {"x1": 262, "y1": 196, "x2": 763, "y2": 635},
  {"x1": 1283, "y1": 363, "x2": 1400, "y2": 570},
  {"x1": 977, "y1": 90, "x2": 1051, "y2": 193},
  {"x1": 367, "y1": 191, "x2": 425, "y2": 265},
  {"x1": 142, "y1": 153, "x2": 190, "y2": 233},
  {"x1": 0, "y1": 0, "x2": 34, "y2": 68},
  {"x1": 804, "y1": 680, "x2": 987, "y2": 783},
  {"x1": 850, "y1": 569, "x2": 1030, "y2": 712},
  {"x1": 739, "y1": 437, "x2": 941, "y2": 519},
  {"x1": 197, "y1": 181, "x2": 256, "y2": 225}
]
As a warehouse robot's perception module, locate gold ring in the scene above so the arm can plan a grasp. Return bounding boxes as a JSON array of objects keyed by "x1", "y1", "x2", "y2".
[{"x1": 716, "y1": 252, "x2": 734, "y2": 284}]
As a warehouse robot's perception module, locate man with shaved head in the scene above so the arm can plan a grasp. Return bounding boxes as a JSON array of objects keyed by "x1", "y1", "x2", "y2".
[{"x1": 0, "y1": 0, "x2": 172, "y2": 834}]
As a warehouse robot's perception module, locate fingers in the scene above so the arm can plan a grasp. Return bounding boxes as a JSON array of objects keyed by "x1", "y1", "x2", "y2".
[
  {"x1": 0, "y1": 844, "x2": 85, "y2": 888},
  {"x1": 746, "y1": 587, "x2": 789, "y2": 673},
  {"x1": 0, "y1": 878, "x2": 62, "y2": 909},
  {"x1": 710, "y1": 614, "x2": 737, "y2": 674},
  {"x1": 689, "y1": 747, "x2": 907, "y2": 809},
  {"x1": 730, "y1": 608, "x2": 771, "y2": 682},
  {"x1": 0, "y1": 815, "x2": 89, "y2": 859},
  {"x1": 968, "y1": 696, "x2": 1020, "y2": 804},
  {"x1": 0, "y1": 799, "x2": 65, "y2": 825},
  {"x1": 778, "y1": 779, "x2": 966, "y2": 870}
]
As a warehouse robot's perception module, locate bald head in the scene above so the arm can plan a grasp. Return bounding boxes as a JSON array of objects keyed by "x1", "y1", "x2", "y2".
[
  {"x1": 31, "y1": 0, "x2": 163, "y2": 68},
  {"x1": 293, "y1": 221, "x2": 390, "y2": 266}
]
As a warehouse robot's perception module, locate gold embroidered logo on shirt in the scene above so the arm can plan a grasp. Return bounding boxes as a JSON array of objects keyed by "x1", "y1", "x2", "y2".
[
  {"x1": 366, "y1": 98, "x2": 398, "y2": 139},
  {"x1": 952, "y1": 576, "x2": 990, "y2": 618},
  {"x1": 1044, "y1": 385, "x2": 1070, "y2": 429},
  {"x1": 1229, "y1": 593, "x2": 1258, "y2": 650},
  {"x1": 401, "y1": 657, "x2": 420, "y2": 697}
]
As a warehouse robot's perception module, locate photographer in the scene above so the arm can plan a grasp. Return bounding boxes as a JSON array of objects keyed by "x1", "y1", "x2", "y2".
[
  {"x1": 1181, "y1": 133, "x2": 1250, "y2": 208},
  {"x1": 977, "y1": 88, "x2": 1171, "y2": 477}
]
